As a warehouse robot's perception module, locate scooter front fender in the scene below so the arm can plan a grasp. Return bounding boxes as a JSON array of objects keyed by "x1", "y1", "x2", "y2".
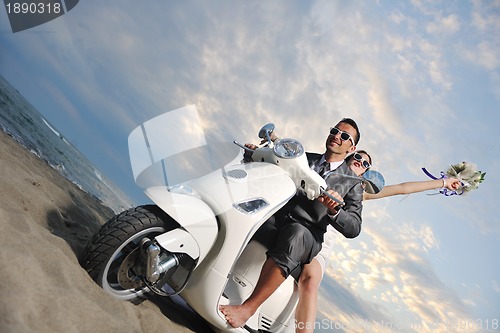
[{"x1": 144, "y1": 186, "x2": 218, "y2": 264}]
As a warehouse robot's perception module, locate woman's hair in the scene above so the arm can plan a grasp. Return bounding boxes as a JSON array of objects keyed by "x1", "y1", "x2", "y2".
[{"x1": 346, "y1": 150, "x2": 372, "y2": 167}]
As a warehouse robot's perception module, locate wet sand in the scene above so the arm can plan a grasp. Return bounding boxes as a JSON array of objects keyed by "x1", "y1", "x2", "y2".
[{"x1": 0, "y1": 130, "x2": 213, "y2": 333}]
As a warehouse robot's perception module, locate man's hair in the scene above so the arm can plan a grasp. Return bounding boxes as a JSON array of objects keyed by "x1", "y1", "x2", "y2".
[{"x1": 338, "y1": 118, "x2": 360, "y2": 145}]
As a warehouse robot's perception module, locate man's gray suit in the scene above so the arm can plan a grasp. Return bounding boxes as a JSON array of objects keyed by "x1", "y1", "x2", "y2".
[
  {"x1": 296, "y1": 152, "x2": 364, "y2": 240},
  {"x1": 261, "y1": 152, "x2": 364, "y2": 279}
]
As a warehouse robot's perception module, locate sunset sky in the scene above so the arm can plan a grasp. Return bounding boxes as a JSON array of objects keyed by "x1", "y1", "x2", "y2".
[{"x1": 1, "y1": 1, "x2": 498, "y2": 331}]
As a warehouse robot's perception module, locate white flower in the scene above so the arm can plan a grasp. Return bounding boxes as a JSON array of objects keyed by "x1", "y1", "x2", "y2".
[{"x1": 446, "y1": 161, "x2": 486, "y2": 193}]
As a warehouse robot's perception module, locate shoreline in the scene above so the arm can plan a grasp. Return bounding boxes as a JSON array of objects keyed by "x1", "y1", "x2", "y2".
[{"x1": 0, "y1": 130, "x2": 212, "y2": 333}]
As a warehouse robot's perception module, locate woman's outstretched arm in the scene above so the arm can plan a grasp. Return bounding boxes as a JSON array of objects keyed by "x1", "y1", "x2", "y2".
[{"x1": 363, "y1": 178, "x2": 461, "y2": 201}]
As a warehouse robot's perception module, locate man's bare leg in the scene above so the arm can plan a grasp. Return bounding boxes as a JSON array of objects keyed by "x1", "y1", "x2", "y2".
[
  {"x1": 295, "y1": 258, "x2": 323, "y2": 333},
  {"x1": 219, "y1": 257, "x2": 286, "y2": 328}
]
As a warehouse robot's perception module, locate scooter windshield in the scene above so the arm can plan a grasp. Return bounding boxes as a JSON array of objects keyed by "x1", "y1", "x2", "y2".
[{"x1": 128, "y1": 105, "x2": 240, "y2": 189}]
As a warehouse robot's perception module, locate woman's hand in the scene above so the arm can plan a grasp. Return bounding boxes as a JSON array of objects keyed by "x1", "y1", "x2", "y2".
[{"x1": 445, "y1": 177, "x2": 461, "y2": 190}]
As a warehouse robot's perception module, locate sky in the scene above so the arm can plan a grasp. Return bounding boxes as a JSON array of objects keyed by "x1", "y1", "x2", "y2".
[{"x1": 1, "y1": 1, "x2": 499, "y2": 332}]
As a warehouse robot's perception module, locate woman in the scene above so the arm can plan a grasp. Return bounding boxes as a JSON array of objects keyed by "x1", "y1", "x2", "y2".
[{"x1": 293, "y1": 150, "x2": 461, "y2": 333}]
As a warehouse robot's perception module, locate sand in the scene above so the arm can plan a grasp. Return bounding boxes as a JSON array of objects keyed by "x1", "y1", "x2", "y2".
[{"x1": 0, "y1": 130, "x2": 214, "y2": 333}]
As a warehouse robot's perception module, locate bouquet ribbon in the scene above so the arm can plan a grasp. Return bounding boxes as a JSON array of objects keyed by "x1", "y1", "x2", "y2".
[{"x1": 421, "y1": 168, "x2": 463, "y2": 196}]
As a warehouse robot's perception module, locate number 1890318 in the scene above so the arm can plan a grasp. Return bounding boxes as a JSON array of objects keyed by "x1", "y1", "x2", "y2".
[{"x1": 5, "y1": 2, "x2": 61, "y2": 14}]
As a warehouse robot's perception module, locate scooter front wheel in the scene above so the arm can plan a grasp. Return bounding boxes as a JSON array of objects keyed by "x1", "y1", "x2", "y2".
[{"x1": 80, "y1": 205, "x2": 178, "y2": 301}]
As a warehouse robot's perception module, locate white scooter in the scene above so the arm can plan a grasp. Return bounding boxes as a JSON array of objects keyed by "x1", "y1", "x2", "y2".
[{"x1": 81, "y1": 105, "x2": 383, "y2": 333}]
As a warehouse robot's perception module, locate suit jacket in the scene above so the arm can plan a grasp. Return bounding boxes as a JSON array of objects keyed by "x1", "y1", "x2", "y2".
[{"x1": 280, "y1": 152, "x2": 363, "y2": 242}]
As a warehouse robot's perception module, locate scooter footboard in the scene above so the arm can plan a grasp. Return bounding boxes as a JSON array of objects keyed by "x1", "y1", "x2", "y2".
[{"x1": 223, "y1": 240, "x2": 298, "y2": 332}]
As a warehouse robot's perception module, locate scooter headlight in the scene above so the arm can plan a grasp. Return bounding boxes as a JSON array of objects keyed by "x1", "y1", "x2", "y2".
[{"x1": 273, "y1": 138, "x2": 304, "y2": 159}]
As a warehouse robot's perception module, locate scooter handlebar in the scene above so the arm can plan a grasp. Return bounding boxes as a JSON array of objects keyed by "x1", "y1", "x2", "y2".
[
  {"x1": 320, "y1": 187, "x2": 345, "y2": 206},
  {"x1": 294, "y1": 165, "x2": 328, "y2": 201},
  {"x1": 233, "y1": 140, "x2": 255, "y2": 152},
  {"x1": 234, "y1": 140, "x2": 340, "y2": 203}
]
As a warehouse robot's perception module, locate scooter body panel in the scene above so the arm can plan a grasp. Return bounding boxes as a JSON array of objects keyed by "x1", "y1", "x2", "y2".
[
  {"x1": 175, "y1": 162, "x2": 299, "y2": 332},
  {"x1": 144, "y1": 187, "x2": 218, "y2": 263}
]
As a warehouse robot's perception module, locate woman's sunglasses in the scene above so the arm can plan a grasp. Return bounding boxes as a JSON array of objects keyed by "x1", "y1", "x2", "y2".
[
  {"x1": 353, "y1": 152, "x2": 371, "y2": 169},
  {"x1": 330, "y1": 127, "x2": 355, "y2": 146}
]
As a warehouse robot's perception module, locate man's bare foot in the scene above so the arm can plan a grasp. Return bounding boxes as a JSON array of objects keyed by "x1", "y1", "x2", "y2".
[{"x1": 219, "y1": 304, "x2": 255, "y2": 328}]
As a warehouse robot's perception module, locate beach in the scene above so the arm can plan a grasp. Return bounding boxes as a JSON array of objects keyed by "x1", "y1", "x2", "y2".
[{"x1": 0, "y1": 129, "x2": 213, "y2": 333}]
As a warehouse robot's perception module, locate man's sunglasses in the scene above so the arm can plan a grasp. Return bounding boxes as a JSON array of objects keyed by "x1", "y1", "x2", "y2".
[
  {"x1": 330, "y1": 127, "x2": 355, "y2": 146},
  {"x1": 353, "y1": 152, "x2": 371, "y2": 169}
]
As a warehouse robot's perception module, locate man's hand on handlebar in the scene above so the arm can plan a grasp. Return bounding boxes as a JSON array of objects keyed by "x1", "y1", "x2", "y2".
[
  {"x1": 243, "y1": 143, "x2": 258, "y2": 162},
  {"x1": 318, "y1": 190, "x2": 342, "y2": 215},
  {"x1": 260, "y1": 132, "x2": 279, "y2": 145},
  {"x1": 242, "y1": 132, "x2": 278, "y2": 162},
  {"x1": 245, "y1": 143, "x2": 258, "y2": 150}
]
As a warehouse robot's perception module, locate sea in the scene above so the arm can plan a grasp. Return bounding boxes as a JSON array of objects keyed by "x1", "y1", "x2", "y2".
[{"x1": 0, "y1": 75, "x2": 133, "y2": 213}]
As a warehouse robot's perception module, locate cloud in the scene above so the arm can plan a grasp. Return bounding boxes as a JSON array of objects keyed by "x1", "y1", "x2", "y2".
[
  {"x1": 425, "y1": 14, "x2": 461, "y2": 35},
  {"x1": 493, "y1": 280, "x2": 500, "y2": 294},
  {"x1": 2, "y1": 0, "x2": 458, "y2": 161},
  {"x1": 471, "y1": 0, "x2": 500, "y2": 32},
  {"x1": 318, "y1": 274, "x2": 392, "y2": 326},
  {"x1": 320, "y1": 209, "x2": 475, "y2": 331},
  {"x1": 463, "y1": 41, "x2": 499, "y2": 70},
  {"x1": 364, "y1": 64, "x2": 405, "y2": 137},
  {"x1": 459, "y1": 0, "x2": 500, "y2": 103},
  {"x1": 2, "y1": 1, "x2": 498, "y2": 326},
  {"x1": 417, "y1": 39, "x2": 452, "y2": 91}
]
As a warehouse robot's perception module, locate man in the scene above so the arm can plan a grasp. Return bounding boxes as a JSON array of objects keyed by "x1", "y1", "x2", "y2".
[{"x1": 219, "y1": 118, "x2": 363, "y2": 328}]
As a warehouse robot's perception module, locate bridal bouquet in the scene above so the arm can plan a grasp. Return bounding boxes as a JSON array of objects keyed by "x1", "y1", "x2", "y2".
[
  {"x1": 422, "y1": 161, "x2": 485, "y2": 196},
  {"x1": 445, "y1": 161, "x2": 486, "y2": 193}
]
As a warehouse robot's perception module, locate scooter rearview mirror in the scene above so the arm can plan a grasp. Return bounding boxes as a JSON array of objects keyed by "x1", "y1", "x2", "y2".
[
  {"x1": 258, "y1": 123, "x2": 275, "y2": 144},
  {"x1": 362, "y1": 170, "x2": 385, "y2": 194}
]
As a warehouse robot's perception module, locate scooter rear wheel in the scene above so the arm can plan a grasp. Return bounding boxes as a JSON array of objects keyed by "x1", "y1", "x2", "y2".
[{"x1": 80, "y1": 205, "x2": 178, "y2": 300}]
